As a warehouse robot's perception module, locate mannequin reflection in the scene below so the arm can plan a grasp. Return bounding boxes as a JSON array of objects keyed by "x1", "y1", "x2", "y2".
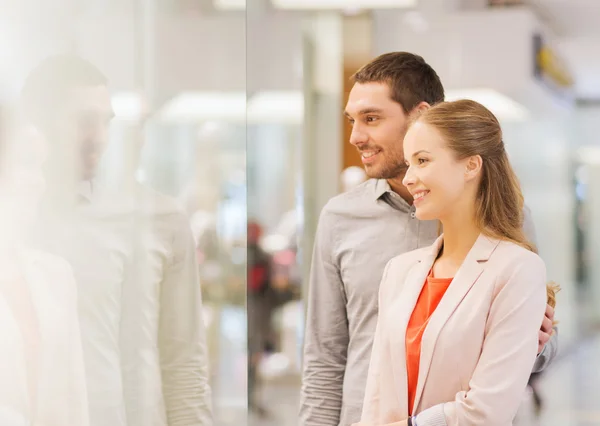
[
  {"x1": 0, "y1": 122, "x2": 89, "y2": 425},
  {"x1": 21, "y1": 55, "x2": 212, "y2": 426}
]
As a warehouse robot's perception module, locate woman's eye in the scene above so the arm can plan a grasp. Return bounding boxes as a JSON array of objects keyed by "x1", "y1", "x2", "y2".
[{"x1": 418, "y1": 158, "x2": 427, "y2": 165}]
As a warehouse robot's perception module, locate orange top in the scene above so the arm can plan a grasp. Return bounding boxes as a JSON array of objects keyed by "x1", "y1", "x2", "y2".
[{"x1": 405, "y1": 269, "x2": 453, "y2": 415}]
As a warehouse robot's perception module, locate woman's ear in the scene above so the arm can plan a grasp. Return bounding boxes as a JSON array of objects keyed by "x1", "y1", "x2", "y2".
[{"x1": 465, "y1": 155, "x2": 483, "y2": 181}]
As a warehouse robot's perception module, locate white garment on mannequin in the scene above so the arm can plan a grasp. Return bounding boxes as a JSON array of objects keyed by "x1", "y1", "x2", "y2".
[{"x1": 0, "y1": 248, "x2": 89, "y2": 426}]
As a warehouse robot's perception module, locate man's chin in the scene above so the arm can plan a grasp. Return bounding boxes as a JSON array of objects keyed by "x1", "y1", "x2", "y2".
[{"x1": 364, "y1": 164, "x2": 407, "y2": 180}]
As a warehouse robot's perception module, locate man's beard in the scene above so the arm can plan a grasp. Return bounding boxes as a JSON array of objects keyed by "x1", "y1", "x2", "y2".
[{"x1": 366, "y1": 157, "x2": 407, "y2": 180}]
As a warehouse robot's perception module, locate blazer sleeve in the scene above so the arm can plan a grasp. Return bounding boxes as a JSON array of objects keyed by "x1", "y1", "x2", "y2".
[
  {"x1": 357, "y1": 260, "x2": 394, "y2": 425},
  {"x1": 415, "y1": 254, "x2": 547, "y2": 426}
]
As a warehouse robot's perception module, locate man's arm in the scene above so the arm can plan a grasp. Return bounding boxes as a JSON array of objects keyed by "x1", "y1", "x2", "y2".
[
  {"x1": 523, "y1": 205, "x2": 559, "y2": 373},
  {"x1": 533, "y1": 315, "x2": 558, "y2": 373},
  {"x1": 159, "y1": 212, "x2": 212, "y2": 425},
  {"x1": 299, "y1": 207, "x2": 349, "y2": 426}
]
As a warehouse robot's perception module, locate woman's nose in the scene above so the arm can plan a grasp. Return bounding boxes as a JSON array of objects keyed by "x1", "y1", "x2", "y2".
[{"x1": 402, "y1": 167, "x2": 415, "y2": 187}]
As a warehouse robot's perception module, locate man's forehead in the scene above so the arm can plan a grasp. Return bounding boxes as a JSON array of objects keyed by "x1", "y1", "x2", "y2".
[{"x1": 346, "y1": 81, "x2": 396, "y2": 113}]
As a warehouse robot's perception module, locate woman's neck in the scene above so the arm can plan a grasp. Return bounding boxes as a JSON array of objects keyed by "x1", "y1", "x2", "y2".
[{"x1": 438, "y1": 212, "x2": 480, "y2": 266}]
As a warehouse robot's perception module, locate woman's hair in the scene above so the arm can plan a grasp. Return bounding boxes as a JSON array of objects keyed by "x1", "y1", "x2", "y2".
[{"x1": 414, "y1": 99, "x2": 559, "y2": 309}]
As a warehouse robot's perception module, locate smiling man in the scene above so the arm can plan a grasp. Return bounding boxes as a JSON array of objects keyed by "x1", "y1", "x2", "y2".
[{"x1": 299, "y1": 52, "x2": 558, "y2": 426}]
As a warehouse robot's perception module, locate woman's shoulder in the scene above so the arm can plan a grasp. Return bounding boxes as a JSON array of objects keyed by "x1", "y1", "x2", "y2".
[
  {"x1": 490, "y1": 240, "x2": 547, "y2": 286},
  {"x1": 493, "y1": 240, "x2": 544, "y2": 268}
]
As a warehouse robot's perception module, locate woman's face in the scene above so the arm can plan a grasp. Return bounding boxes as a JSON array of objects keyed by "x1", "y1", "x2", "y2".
[{"x1": 402, "y1": 121, "x2": 479, "y2": 222}]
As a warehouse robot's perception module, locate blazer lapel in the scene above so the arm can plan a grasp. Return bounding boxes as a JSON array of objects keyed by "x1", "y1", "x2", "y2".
[
  {"x1": 412, "y1": 234, "x2": 500, "y2": 412},
  {"x1": 388, "y1": 236, "x2": 444, "y2": 414}
]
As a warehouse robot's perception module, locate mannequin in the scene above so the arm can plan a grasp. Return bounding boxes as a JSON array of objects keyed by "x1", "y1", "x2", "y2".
[{"x1": 0, "y1": 118, "x2": 89, "y2": 425}]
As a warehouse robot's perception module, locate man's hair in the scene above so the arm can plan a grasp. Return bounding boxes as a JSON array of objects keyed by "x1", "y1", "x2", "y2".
[
  {"x1": 21, "y1": 53, "x2": 108, "y2": 128},
  {"x1": 351, "y1": 52, "x2": 445, "y2": 113}
]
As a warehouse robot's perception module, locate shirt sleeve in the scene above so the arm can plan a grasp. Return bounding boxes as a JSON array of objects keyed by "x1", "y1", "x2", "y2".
[
  {"x1": 158, "y1": 212, "x2": 213, "y2": 425},
  {"x1": 299, "y1": 206, "x2": 349, "y2": 426}
]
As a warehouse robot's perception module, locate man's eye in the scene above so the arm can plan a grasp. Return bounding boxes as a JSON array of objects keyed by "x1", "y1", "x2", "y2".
[{"x1": 366, "y1": 116, "x2": 378, "y2": 123}]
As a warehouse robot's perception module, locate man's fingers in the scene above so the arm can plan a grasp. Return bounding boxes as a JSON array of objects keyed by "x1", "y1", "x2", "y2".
[
  {"x1": 539, "y1": 329, "x2": 550, "y2": 346},
  {"x1": 541, "y1": 316, "x2": 553, "y2": 333}
]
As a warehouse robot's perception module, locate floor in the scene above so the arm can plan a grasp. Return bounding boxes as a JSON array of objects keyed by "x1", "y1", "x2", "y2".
[
  {"x1": 536, "y1": 335, "x2": 600, "y2": 425},
  {"x1": 247, "y1": 333, "x2": 600, "y2": 426}
]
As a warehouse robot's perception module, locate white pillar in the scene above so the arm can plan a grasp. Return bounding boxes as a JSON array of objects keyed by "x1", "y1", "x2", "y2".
[{"x1": 300, "y1": 12, "x2": 343, "y2": 303}]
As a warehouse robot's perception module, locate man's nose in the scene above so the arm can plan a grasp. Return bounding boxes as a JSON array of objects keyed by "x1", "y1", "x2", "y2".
[{"x1": 350, "y1": 126, "x2": 368, "y2": 147}]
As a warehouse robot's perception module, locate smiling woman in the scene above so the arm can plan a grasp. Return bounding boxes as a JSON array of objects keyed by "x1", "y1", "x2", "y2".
[{"x1": 356, "y1": 99, "x2": 559, "y2": 426}]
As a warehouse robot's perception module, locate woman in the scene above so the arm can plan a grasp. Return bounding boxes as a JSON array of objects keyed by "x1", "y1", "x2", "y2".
[
  {"x1": 0, "y1": 120, "x2": 89, "y2": 425},
  {"x1": 355, "y1": 100, "x2": 557, "y2": 426}
]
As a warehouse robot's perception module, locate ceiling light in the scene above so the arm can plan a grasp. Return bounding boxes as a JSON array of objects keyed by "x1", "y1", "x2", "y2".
[
  {"x1": 576, "y1": 145, "x2": 600, "y2": 165},
  {"x1": 157, "y1": 92, "x2": 246, "y2": 123},
  {"x1": 156, "y1": 91, "x2": 303, "y2": 124},
  {"x1": 214, "y1": 0, "x2": 245, "y2": 10},
  {"x1": 444, "y1": 88, "x2": 530, "y2": 122},
  {"x1": 247, "y1": 91, "x2": 303, "y2": 124},
  {"x1": 111, "y1": 92, "x2": 143, "y2": 121},
  {"x1": 271, "y1": 0, "x2": 416, "y2": 10}
]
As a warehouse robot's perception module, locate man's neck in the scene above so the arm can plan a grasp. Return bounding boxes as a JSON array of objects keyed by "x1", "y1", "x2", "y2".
[{"x1": 386, "y1": 176, "x2": 413, "y2": 205}]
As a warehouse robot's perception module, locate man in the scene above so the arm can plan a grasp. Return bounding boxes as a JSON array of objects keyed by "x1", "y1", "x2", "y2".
[
  {"x1": 20, "y1": 54, "x2": 212, "y2": 426},
  {"x1": 299, "y1": 52, "x2": 557, "y2": 426}
]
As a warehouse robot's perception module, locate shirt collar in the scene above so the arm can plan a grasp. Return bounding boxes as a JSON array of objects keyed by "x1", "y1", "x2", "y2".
[
  {"x1": 373, "y1": 179, "x2": 412, "y2": 212},
  {"x1": 374, "y1": 179, "x2": 391, "y2": 200}
]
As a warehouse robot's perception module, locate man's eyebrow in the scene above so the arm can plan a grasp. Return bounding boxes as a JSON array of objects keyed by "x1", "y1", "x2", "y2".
[{"x1": 344, "y1": 107, "x2": 384, "y2": 117}]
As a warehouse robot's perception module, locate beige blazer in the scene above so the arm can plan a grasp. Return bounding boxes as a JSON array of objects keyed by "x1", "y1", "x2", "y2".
[{"x1": 357, "y1": 234, "x2": 547, "y2": 426}]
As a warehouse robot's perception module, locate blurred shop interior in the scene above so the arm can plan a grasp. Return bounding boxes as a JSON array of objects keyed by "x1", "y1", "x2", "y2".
[
  {"x1": 246, "y1": 1, "x2": 600, "y2": 425},
  {"x1": 2, "y1": 0, "x2": 600, "y2": 425}
]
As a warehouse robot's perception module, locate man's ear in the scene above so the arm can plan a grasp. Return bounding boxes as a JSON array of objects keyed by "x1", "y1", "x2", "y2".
[
  {"x1": 408, "y1": 102, "x2": 431, "y2": 121},
  {"x1": 412, "y1": 101, "x2": 431, "y2": 114}
]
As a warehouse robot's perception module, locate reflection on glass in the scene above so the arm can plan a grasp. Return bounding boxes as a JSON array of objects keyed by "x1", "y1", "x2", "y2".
[
  {"x1": 0, "y1": 112, "x2": 89, "y2": 425},
  {"x1": 20, "y1": 53, "x2": 213, "y2": 426},
  {"x1": 1, "y1": 0, "x2": 250, "y2": 423}
]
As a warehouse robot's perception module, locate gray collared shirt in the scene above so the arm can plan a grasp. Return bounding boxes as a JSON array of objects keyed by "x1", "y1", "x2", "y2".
[{"x1": 299, "y1": 178, "x2": 556, "y2": 426}]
